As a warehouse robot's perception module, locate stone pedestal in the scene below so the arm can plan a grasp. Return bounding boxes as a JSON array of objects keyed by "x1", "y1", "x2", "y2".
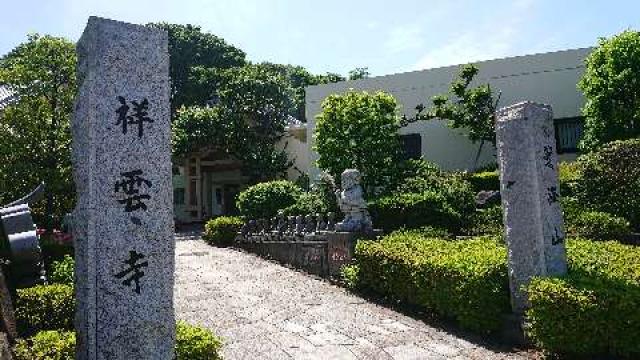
[
  {"x1": 496, "y1": 102, "x2": 567, "y2": 314},
  {"x1": 0, "y1": 269, "x2": 16, "y2": 342},
  {"x1": 72, "y1": 17, "x2": 174, "y2": 359}
]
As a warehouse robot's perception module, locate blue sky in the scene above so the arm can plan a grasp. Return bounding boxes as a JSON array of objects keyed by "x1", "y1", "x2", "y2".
[{"x1": 1, "y1": 0, "x2": 638, "y2": 76}]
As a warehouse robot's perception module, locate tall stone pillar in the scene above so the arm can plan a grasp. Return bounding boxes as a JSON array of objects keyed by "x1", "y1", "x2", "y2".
[
  {"x1": 72, "y1": 17, "x2": 174, "y2": 359},
  {"x1": 496, "y1": 101, "x2": 567, "y2": 314}
]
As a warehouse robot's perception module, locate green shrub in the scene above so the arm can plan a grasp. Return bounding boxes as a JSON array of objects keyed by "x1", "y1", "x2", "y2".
[
  {"x1": 355, "y1": 232, "x2": 509, "y2": 332},
  {"x1": 282, "y1": 191, "x2": 330, "y2": 216},
  {"x1": 236, "y1": 180, "x2": 302, "y2": 219},
  {"x1": 15, "y1": 284, "x2": 74, "y2": 336},
  {"x1": 467, "y1": 170, "x2": 500, "y2": 192},
  {"x1": 558, "y1": 161, "x2": 581, "y2": 197},
  {"x1": 466, "y1": 205, "x2": 503, "y2": 236},
  {"x1": 369, "y1": 173, "x2": 475, "y2": 234},
  {"x1": 574, "y1": 139, "x2": 640, "y2": 230},
  {"x1": 526, "y1": 239, "x2": 640, "y2": 357},
  {"x1": 176, "y1": 321, "x2": 223, "y2": 360},
  {"x1": 12, "y1": 323, "x2": 224, "y2": 360},
  {"x1": 49, "y1": 255, "x2": 74, "y2": 284},
  {"x1": 567, "y1": 210, "x2": 631, "y2": 241},
  {"x1": 340, "y1": 264, "x2": 360, "y2": 290},
  {"x1": 204, "y1": 216, "x2": 244, "y2": 246},
  {"x1": 13, "y1": 330, "x2": 75, "y2": 360}
]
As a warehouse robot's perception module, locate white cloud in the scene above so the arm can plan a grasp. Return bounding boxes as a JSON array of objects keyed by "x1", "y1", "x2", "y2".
[{"x1": 384, "y1": 24, "x2": 424, "y2": 53}]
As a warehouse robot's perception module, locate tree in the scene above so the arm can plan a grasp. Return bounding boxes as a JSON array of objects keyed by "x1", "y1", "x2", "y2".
[
  {"x1": 578, "y1": 30, "x2": 640, "y2": 152},
  {"x1": 0, "y1": 34, "x2": 77, "y2": 228},
  {"x1": 146, "y1": 23, "x2": 246, "y2": 114},
  {"x1": 315, "y1": 91, "x2": 402, "y2": 193},
  {"x1": 172, "y1": 64, "x2": 293, "y2": 183},
  {"x1": 405, "y1": 64, "x2": 498, "y2": 169},
  {"x1": 348, "y1": 67, "x2": 370, "y2": 80}
]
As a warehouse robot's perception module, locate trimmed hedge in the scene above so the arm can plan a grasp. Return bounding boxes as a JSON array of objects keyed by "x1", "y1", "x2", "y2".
[
  {"x1": 574, "y1": 139, "x2": 640, "y2": 230},
  {"x1": 370, "y1": 173, "x2": 476, "y2": 234},
  {"x1": 176, "y1": 321, "x2": 223, "y2": 360},
  {"x1": 355, "y1": 231, "x2": 509, "y2": 332},
  {"x1": 13, "y1": 323, "x2": 223, "y2": 360},
  {"x1": 526, "y1": 239, "x2": 640, "y2": 357},
  {"x1": 204, "y1": 216, "x2": 244, "y2": 246},
  {"x1": 567, "y1": 210, "x2": 631, "y2": 241},
  {"x1": 15, "y1": 284, "x2": 74, "y2": 337},
  {"x1": 49, "y1": 255, "x2": 74, "y2": 284},
  {"x1": 13, "y1": 330, "x2": 75, "y2": 360},
  {"x1": 236, "y1": 180, "x2": 302, "y2": 219},
  {"x1": 467, "y1": 170, "x2": 500, "y2": 192},
  {"x1": 282, "y1": 191, "x2": 330, "y2": 216}
]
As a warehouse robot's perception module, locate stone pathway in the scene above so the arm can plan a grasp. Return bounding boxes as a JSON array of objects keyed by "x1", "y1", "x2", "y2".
[{"x1": 174, "y1": 234, "x2": 532, "y2": 360}]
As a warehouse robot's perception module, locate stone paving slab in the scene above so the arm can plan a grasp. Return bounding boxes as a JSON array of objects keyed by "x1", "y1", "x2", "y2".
[{"x1": 174, "y1": 235, "x2": 533, "y2": 360}]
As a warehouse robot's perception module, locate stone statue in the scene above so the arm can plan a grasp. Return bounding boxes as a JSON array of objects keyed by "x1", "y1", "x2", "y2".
[{"x1": 335, "y1": 169, "x2": 372, "y2": 232}]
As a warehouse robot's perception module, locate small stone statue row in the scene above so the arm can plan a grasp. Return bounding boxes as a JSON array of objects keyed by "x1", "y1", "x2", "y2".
[{"x1": 241, "y1": 212, "x2": 336, "y2": 237}]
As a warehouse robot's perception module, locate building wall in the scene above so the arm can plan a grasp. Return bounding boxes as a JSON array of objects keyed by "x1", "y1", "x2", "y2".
[{"x1": 304, "y1": 47, "x2": 592, "y2": 181}]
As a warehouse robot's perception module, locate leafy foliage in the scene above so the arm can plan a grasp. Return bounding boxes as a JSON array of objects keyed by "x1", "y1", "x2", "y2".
[
  {"x1": 370, "y1": 164, "x2": 476, "y2": 234},
  {"x1": 348, "y1": 67, "x2": 370, "y2": 80},
  {"x1": 175, "y1": 321, "x2": 223, "y2": 360},
  {"x1": 49, "y1": 255, "x2": 74, "y2": 284},
  {"x1": 405, "y1": 64, "x2": 497, "y2": 146},
  {"x1": 466, "y1": 170, "x2": 500, "y2": 192},
  {"x1": 146, "y1": 23, "x2": 246, "y2": 113},
  {"x1": 578, "y1": 30, "x2": 640, "y2": 152},
  {"x1": 13, "y1": 330, "x2": 75, "y2": 360},
  {"x1": 526, "y1": 239, "x2": 640, "y2": 357},
  {"x1": 15, "y1": 284, "x2": 74, "y2": 336},
  {"x1": 172, "y1": 64, "x2": 294, "y2": 182},
  {"x1": 204, "y1": 216, "x2": 244, "y2": 246},
  {"x1": 0, "y1": 34, "x2": 76, "y2": 227},
  {"x1": 567, "y1": 210, "x2": 631, "y2": 241},
  {"x1": 236, "y1": 180, "x2": 302, "y2": 219},
  {"x1": 355, "y1": 232, "x2": 509, "y2": 332},
  {"x1": 573, "y1": 139, "x2": 640, "y2": 230},
  {"x1": 315, "y1": 91, "x2": 402, "y2": 192}
]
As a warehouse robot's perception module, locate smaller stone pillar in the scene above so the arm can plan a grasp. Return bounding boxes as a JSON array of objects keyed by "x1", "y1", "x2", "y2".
[{"x1": 496, "y1": 102, "x2": 567, "y2": 314}]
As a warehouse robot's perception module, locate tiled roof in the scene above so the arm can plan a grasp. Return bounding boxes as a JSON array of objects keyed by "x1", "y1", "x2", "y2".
[{"x1": 0, "y1": 85, "x2": 17, "y2": 111}]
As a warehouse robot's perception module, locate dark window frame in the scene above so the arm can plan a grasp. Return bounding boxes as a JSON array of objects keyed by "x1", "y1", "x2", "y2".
[
  {"x1": 400, "y1": 133, "x2": 422, "y2": 160},
  {"x1": 554, "y1": 116, "x2": 584, "y2": 154}
]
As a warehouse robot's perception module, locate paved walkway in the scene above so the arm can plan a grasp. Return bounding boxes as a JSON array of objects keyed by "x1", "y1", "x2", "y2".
[{"x1": 174, "y1": 234, "x2": 531, "y2": 360}]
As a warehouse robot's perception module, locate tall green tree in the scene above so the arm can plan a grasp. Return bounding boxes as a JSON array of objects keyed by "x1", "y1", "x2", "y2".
[
  {"x1": 405, "y1": 64, "x2": 498, "y2": 169},
  {"x1": 0, "y1": 34, "x2": 77, "y2": 228},
  {"x1": 578, "y1": 30, "x2": 640, "y2": 152},
  {"x1": 147, "y1": 23, "x2": 246, "y2": 114},
  {"x1": 172, "y1": 64, "x2": 293, "y2": 182},
  {"x1": 315, "y1": 91, "x2": 402, "y2": 193},
  {"x1": 348, "y1": 67, "x2": 370, "y2": 80}
]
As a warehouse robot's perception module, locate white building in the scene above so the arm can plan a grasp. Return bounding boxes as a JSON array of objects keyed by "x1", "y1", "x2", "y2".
[
  {"x1": 174, "y1": 47, "x2": 591, "y2": 222},
  {"x1": 301, "y1": 47, "x2": 591, "y2": 181}
]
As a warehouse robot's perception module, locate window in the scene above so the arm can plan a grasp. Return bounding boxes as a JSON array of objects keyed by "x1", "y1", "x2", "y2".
[
  {"x1": 400, "y1": 133, "x2": 422, "y2": 160},
  {"x1": 189, "y1": 179, "x2": 197, "y2": 205},
  {"x1": 554, "y1": 117, "x2": 584, "y2": 153},
  {"x1": 173, "y1": 188, "x2": 185, "y2": 205}
]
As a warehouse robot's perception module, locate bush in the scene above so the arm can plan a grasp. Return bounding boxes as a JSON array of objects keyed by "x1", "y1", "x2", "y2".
[
  {"x1": 574, "y1": 139, "x2": 640, "y2": 230},
  {"x1": 12, "y1": 322, "x2": 223, "y2": 360},
  {"x1": 340, "y1": 264, "x2": 360, "y2": 290},
  {"x1": 176, "y1": 321, "x2": 223, "y2": 360},
  {"x1": 558, "y1": 161, "x2": 581, "y2": 198},
  {"x1": 466, "y1": 205, "x2": 503, "y2": 236},
  {"x1": 236, "y1": 180, "x2": 302, "y2": 219},
  {"x1": 567, "y1": 210, "x2": 631, "y2": 241},
  {"x1": 13, "y1": 330, "x2": 75, "y2": 360},
  {"x1": 49, "y1": 255, "x2": 74, "y2": 284},
  {"x1": 526, "y1": 239, "x2": 640, "y2": 357},
  {"x1": 370, "y1": 173, "x2": 475, "y2": 234},
  {"x1": 282, "y1": 192, "x2": 330, "y2": 216},
  {"x1": 355, "y1": 232, "x2": 509, "y2": 332},
  {"x1": 467, "y1": 170, "x2": 500, "y2": 192},
  {"x1": 15, "y1": 284, "x2": 74, "y2": 336},
  {"x1": 204, "y1": 216, "x2": 244, "y2": 246}
]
